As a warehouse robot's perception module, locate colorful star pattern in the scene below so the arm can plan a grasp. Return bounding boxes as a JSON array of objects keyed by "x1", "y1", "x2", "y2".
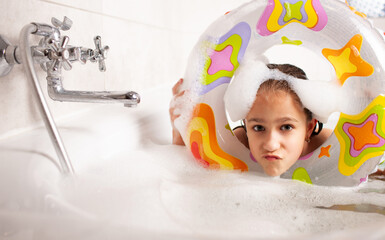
[
  {"x1": 283, "y1": 1, "x2": 303, "y2": 22},
  {"x1": 257, "y1": 0, "x2": 328, "y2": 36},
  {"x1": 322, "y1": 34, "x2": 374, "y2": 86},
  {"x1": 207, "y1": 45, "x2": 234, "y2": 75},
  {"x1": 200, "y1": 22, "x2": 251, "y2": 95},
  {"x1": 345, "y1": 115, "x2": 384, "y2": 157},
  {"x1": 187, "y1": 103, "x2": 248, "y2": 171},
  {"x1": 335, "y1": 95, "x2": 385, "y2": 176},
  {"x1": 318, "y1": 145, "x2": 331, "y2": 158},
  {"x1": 203, "y1": 35, "x2": 241, "y2": 84},
  {"x1": 281, "y1": 36, "x2": 302, "y2": 45},
  {"x1": 292, "y1": 167, "x2": 312, "y2": 184}
]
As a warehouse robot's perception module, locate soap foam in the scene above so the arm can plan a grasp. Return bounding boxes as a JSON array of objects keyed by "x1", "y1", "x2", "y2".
[
  {"x1": 224, "y1": 58, "x2": 269, "y2": 122},
  {"x1": 224, "y1": 49, "x2": 347, "y2": 123},
  {"x1": 3, "y1": 84, "x2": 385, "y2": 240},
  {"x1": 54, "y1": 144, "x2": 385, "y2": 239}
]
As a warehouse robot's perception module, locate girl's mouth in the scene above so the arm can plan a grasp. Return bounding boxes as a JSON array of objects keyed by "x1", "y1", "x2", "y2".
[{"x1": 264, "y1": 155, "x2": 281, "y2": 161}]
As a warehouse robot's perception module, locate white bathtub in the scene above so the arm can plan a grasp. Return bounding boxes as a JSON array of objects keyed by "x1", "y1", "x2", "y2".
[{"x1": 1, "y1": 84, "x2": 385, "y2": 240}]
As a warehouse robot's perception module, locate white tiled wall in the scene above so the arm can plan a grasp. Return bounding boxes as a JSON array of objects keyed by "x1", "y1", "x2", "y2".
[
  {"x1": 1, "y1": 0, "x2": 385, "y2": 138},
  {"x1": 0, "y1": 0, "x2": 249, "y2": 138}
]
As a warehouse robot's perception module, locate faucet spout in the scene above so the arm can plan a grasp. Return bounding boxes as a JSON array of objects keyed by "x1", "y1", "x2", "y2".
[
  {"x1": 47, "y1": 76, "x2": 140, "y2": 107},
  {"x1": 4, "y1": 16, "x2": 143, "y2": 175}
]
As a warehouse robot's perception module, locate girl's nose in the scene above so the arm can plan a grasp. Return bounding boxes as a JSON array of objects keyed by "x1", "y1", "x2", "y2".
[{"x1": 263, "y1": 131, "x2": 280, "y2": 152}]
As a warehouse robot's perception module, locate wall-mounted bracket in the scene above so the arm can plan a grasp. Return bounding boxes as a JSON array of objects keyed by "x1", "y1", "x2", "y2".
[{"x1": 0, "y1": 35, "x2": 20, "y2": 77}]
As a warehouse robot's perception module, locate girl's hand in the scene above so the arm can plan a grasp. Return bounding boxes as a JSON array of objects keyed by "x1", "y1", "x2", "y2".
[{"x1": 169, "y1": 78, "x2": 186, "y2": 145}]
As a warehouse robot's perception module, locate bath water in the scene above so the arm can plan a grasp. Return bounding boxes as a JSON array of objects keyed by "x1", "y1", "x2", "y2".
[
  {"x1": 2, "y1": 85, "x2": 385, "y2": 240},
  {"x1": 54, "y1": 143, "x2": 385, "y2": 239}
]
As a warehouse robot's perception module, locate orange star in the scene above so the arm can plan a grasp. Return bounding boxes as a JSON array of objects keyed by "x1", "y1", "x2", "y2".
[
  {"x1": 319, "y1": 145, "x2": 331, "y2": 158},
  {"x1": 348, "y1": 120, "x2": 379, "y2": 151},
  {"x1": 322, "y1": 34, "x2": 374, "y2": 85}
]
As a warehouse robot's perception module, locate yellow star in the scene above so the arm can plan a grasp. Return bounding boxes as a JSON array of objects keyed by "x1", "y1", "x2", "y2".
[
  {"x1": 292, "y1": 167, "x2": 312, "y2": 184},
  {"x1": 319, "y1": 145, "x2": 331, "y2": 158},
  {"x1": 284, "y1": 1, "x2": 303, "y2": 22},
  {"x1": 281, "y1": 36, "x2": 302, "y2": 45},
  {"x1": 327, "y1": 48, "x2": 357, "y2": 80},
  {"x1": 322, "y1": 34, "x2": 374, "y2": 85}
]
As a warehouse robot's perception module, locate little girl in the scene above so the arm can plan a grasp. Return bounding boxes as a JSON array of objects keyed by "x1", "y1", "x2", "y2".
[{"x1": 170, "y1": 63, "x2": 331, "y2": 177}]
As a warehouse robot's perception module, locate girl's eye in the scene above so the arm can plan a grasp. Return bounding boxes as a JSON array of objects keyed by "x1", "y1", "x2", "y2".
[
  {"x1": 280, "y1": 124, "x2": 293, "y2": 131},
  {"x1": 252, "y1": 125, "x2": 265, "y2": 132}
]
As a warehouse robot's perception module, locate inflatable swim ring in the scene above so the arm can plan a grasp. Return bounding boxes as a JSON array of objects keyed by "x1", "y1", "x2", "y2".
[{"x1": 176, "y1": 0, "x2": 385, "y2": 186}]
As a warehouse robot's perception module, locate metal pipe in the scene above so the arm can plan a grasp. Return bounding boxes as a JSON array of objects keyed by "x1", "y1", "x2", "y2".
[
  {"x1": 19, "y1": 24, "x2": 74, "y2": 175},
  {"x1": 47, "y1": 75, "x2": 140, "y2": 107}
]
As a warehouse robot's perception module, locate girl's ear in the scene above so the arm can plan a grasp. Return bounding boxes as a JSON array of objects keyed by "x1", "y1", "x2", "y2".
[{"x1": 307, "y1": 119, "x2": 317, "y2": 139}]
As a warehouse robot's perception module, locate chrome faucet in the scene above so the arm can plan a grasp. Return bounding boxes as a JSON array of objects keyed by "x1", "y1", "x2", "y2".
[
  {"x1": 0, "y1": 17, "x2": 141, "y2": 175},
  {"x1": 2, "y1": 16, "x2": 140, "y2": 107}
]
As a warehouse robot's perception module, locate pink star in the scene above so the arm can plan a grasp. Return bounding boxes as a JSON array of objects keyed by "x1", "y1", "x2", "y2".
[{"x1": 207, "y1": 45, "x2": 234, "y2": 75}]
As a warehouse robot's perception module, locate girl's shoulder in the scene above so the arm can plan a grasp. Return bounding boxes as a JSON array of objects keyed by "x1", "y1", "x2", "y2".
[{"x1": 233, "y1": 127, "x2": 249, "y2": 148}]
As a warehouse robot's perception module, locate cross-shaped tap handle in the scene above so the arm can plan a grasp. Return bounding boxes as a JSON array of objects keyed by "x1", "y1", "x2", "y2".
[{"x1": 92, "y1": 36, "x2": 109, "y2": 72}]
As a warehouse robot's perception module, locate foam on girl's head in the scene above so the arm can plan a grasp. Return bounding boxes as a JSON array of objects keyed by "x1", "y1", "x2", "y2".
[
  {"x1": 263, "y1": 44, "x2": 335, "y2": 83},
  {"x1": 224, "y1": 56, "x2": 340, "y2": 123},
  {"x1": 224, "y1": 59, "x2": 276, "y2": 122}
]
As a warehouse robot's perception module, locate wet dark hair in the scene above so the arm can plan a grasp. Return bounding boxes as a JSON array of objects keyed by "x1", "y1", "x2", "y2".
[{"x1": 266, "y1": 63, "x2": 307, "y2": 79}]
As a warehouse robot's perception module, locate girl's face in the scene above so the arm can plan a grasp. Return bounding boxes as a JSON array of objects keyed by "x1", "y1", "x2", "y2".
[{"x1": 245, "y1": 90, "x2": 314, "y2": 176}]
